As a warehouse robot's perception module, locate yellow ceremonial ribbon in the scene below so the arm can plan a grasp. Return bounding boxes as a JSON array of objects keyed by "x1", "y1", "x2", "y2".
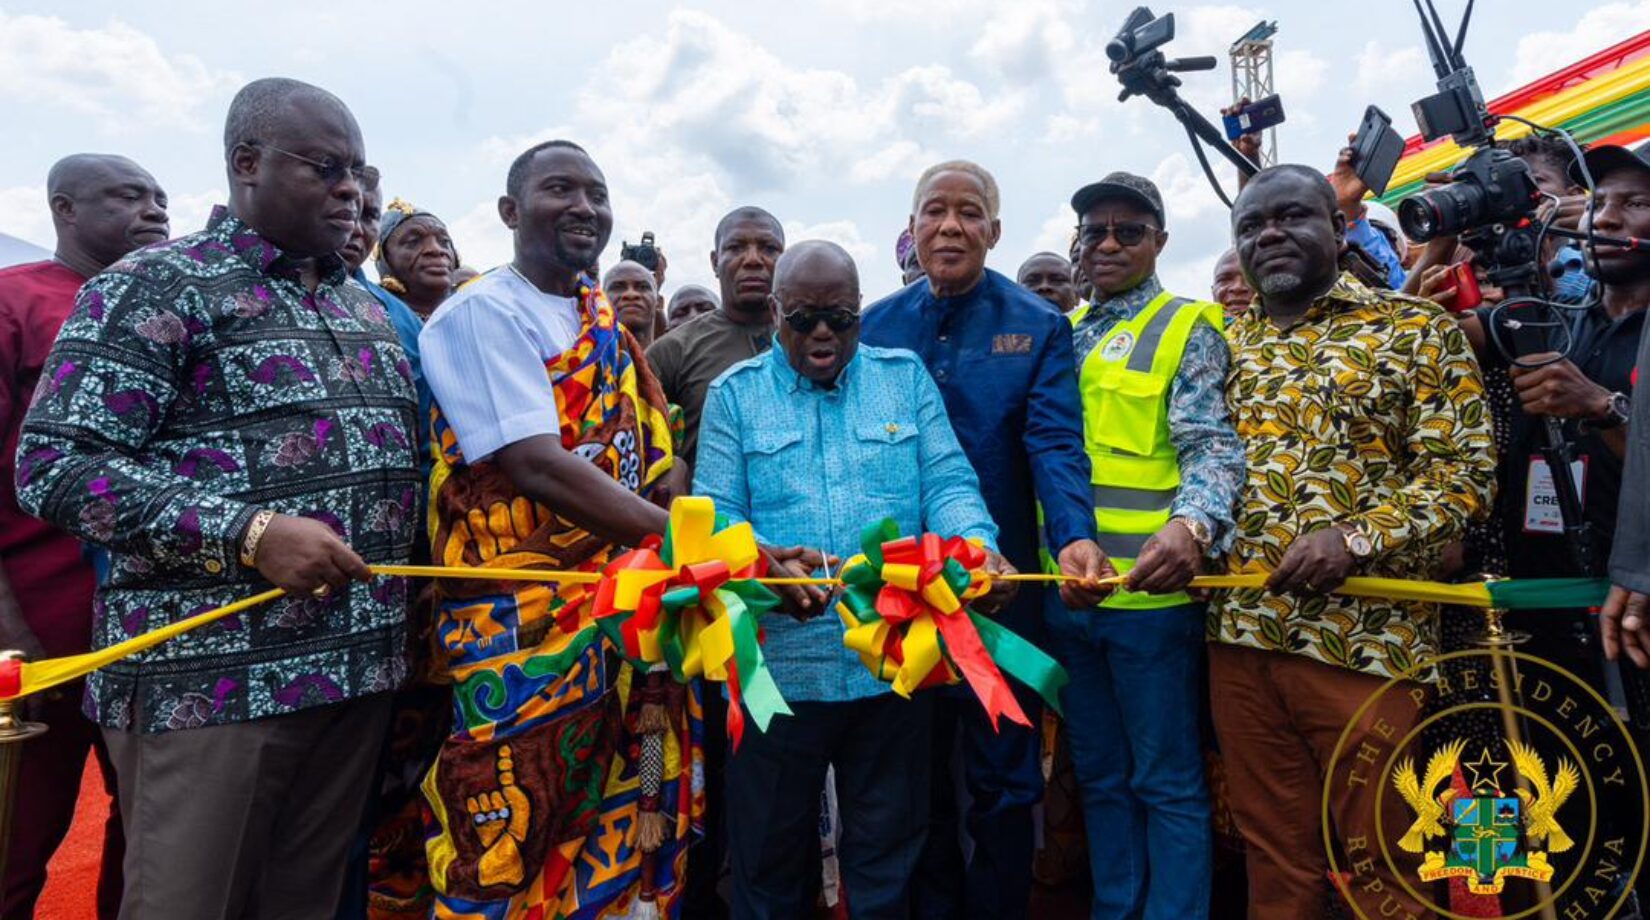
[
  {"x1": 5, "y1": 565, "x2": 1499, "y2": 702},
  {"x1": 837, "y1": 552, "x2": 897, "y2": 681},
  {"x1": 18, "y1": 587, "x2": 288, "y2": 701}
]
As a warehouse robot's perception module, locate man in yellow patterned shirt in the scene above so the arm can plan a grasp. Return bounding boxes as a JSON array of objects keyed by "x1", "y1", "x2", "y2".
[{"x1": 1212, "y1": 165, "x2": 1495, "y2": 919}]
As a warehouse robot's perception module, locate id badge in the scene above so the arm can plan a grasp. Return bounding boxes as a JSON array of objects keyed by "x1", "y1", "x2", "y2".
[{"x1": 1523, "y1": 456, "x2": 1587, "y2": 535}]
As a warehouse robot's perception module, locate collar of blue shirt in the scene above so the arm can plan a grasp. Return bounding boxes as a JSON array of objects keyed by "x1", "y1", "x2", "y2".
[{"x1": 764, "y1": 332, "x2": 865, "y2": 395}]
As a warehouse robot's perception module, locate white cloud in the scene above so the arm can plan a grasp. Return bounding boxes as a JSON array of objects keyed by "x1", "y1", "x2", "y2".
[
  {"x1": 1150, "y1": 152, "x2": 1235, "y2": 225},
  {"x1": 1354, "y1": 41, "x2": 1428, "y2": 96},
  {"x1": 458, "y1": 9, "x2": 1028, "y2": 294},
  {"x1": 448, "y1": 199, "x2": 512, "y2": 276},
  {"x1": 850, "y1": 140, "x2": 933, "y2": 185},
  {"x1": 783, "y1": 218, "x2": 877, "y2": 274},
  {"x1": 1043, "y1": 113, "x2": 1098, "y2": 144},
  {"x1": 1030, "y1": 202, "x2": 1078, "y2": 261},
  {"x1": 822, "y1": 0, "x2": 994, "y2": 23},
  {"x1": 1509, "y1": 1, "x2": 1650, "y2": 85},
  {"x1": 548, "y1": 10, "x2": 1019, "y2": 197},
  {"x1": 0, "y1": 186, "x2": 49, "y2": 248},
  {"x1": 1274, "y1": 49, "x2": 1331, "y2": 103},
  {"x1": 1160, "y1": 249, "x2": 1221, "y2": 302},
  {"x1": 0, "y1": 12, "x2": 240, "y2": 131},
  {"x1": 967, "y1": 0, "x2": 1079, "y2": 83},
  {"x1": 165, "y1": 190, "x2": 222, "y2": 238}
]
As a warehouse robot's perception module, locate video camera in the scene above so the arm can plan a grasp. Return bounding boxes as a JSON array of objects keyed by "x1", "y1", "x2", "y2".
[
  {"x1": 1107, "y1": 7, "x2": 1177, "y2": 64},
  {"x1": 1391, "y1": 0, "x2": 1605, "y2": 577},
  {"x1": 620, "y1": 231, "x2": 660, "y2": 272},
  {"x1": 1393, "y1": 0, "x2": 1541, "y2": 257},
  {"x1": 1107, "y1": 7, "x2": 1258, "y2": 203}
]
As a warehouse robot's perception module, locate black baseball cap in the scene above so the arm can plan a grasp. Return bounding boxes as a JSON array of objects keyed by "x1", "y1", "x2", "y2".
[
  {"x1": 1070, "y1": 172, "x2": 1166, "y2": 228},
  {"x1": 1569, "y1": 144, "x2": 1650, "y2": 187}
]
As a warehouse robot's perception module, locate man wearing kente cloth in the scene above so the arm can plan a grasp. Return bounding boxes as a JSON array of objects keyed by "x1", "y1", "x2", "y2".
[{"x1": 416, "y1": 139, "x2": 705, "y2": 918}]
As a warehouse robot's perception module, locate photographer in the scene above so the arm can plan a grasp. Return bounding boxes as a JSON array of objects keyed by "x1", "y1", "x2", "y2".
[
  {"x1": 1590, "y1": 145, "x2": 1650, "y2": 671},
  {"x1": 1444, "y1": 149, "x2": 1645, "y2": 734}
]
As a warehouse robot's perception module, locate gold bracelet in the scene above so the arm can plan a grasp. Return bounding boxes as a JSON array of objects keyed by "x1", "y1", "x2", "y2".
[{"x1": 240, "y1": 509, "x2": 276, "y2": 568}]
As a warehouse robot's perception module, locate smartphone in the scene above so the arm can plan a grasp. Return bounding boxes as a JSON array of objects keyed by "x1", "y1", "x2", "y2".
[
  {"x1": 1350, "y1": 105, "x2": 1405, "y2": 197},
  {"x1": 1222, "y1": 94, "x2": 1286, "y2": 140}
]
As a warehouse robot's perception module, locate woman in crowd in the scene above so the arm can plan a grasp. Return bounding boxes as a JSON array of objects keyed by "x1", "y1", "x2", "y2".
[{"x1": 377, "y1": 198, "x2": 460, "y2": 318}]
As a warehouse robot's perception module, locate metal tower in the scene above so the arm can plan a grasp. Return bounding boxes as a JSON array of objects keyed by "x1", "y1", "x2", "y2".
[{"x1": 1230, "y1": 20, "x2": 1280, "y2": 167}]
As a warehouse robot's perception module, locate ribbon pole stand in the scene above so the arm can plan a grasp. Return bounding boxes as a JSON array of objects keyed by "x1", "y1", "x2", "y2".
[
  {"x1": 1479, "y1": 615, "x2": 1559, "y2": 920},
  {"x1": 0, "y1": 651, "x2": 47, "y2": 886}
]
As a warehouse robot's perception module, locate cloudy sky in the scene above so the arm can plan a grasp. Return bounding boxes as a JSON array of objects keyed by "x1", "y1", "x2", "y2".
[{"x1": 2, "y1": 1, "x2": 1645, "y2": 298}]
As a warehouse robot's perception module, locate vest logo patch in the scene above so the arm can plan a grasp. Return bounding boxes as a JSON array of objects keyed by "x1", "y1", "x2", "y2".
[
  {"x1": 991, "y1": 334, "x2": 1033, "y2": 355},
  {"x1": 1099, "y1": 330, "x2": 1135, "y2": 362}
]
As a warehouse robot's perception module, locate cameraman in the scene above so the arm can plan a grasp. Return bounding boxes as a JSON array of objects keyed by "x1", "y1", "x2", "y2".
[
  {"x1": 1595, "y1": 144, "x2": 1650, "y2": 671},
  {"x1": 1436, "y1": 147, "x2": 1643, "y2": 712}
]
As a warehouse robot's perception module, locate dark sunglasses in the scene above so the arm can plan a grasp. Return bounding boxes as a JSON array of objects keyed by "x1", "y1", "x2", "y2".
[
  {"x1": 781, "y1": 308, "x2": 859, "y2": 333},
  {"x1": 1076, "y1": 221, "x2": 1156, "y2": 249},
  {"x1": 249, "y1": 143, "x2": 380, "y2": 190}
]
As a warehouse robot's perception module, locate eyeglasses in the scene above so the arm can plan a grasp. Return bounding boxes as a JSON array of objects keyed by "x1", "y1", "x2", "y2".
[
  {"x1": 1076, "y1": 221, "x2": 1157, "y2": 249},
  {"x1": 249, "y1": 143, "x2": 380, "y2": 190},
  {"x1": 780, "y1": 307, "x2": 859, "y2": 333}
]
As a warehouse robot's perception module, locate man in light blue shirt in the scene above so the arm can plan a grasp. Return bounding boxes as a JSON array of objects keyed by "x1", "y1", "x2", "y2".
[{"x1": 695, "y1": 241, "x2": 1008, "y2": 919}]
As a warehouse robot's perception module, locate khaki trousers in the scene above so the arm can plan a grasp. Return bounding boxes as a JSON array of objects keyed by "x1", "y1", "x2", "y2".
[{"x1": 1208, "y1": 643, "x2": 1434, "y2": 920}]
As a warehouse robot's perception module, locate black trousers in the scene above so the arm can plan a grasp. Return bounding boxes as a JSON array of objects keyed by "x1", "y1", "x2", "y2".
[
  {"x1": 913, "y1": 686, "x2": 1043, "y2": 920},
  {"x1": 726, "y1": 693, "x2": 933, "y2": 920}
]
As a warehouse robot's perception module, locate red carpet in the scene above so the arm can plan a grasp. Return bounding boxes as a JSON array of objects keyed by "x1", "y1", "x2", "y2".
[{"x1": 35, "y1": 753, "x2": 109, "y2": 920}]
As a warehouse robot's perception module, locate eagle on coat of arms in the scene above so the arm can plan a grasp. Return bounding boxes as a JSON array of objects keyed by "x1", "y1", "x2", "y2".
[{"x1": 1391, "y1": 738, "x2": 1578, "y2": 895}]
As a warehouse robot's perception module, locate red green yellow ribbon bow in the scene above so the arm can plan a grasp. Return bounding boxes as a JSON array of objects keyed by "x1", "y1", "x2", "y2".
[
  {"x1": 592, "y1": 496, "x2": 791, "y2": 747},
  {"x1": 836, "y1": 520, "x2": 1067, "y2": 730}
]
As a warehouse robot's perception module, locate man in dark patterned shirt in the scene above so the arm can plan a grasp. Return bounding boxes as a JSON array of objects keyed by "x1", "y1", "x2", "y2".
[{"x1": 17, "y1": 78, "x2": 418, "y2": 920}]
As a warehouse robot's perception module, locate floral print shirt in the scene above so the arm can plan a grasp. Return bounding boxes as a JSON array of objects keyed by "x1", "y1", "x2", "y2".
[
  {"x1": 1213, "y1": 274, "x2": 1495, "y2": 681},
  {"x1": 16, "y1": 207, "x2": 420, "y2": 733},
  {"x1": 1071, "y1": 275, "x2": 1245, "y2": 552}
]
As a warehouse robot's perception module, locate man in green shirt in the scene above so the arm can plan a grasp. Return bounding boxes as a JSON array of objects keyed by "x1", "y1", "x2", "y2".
[{"x1": 645, "y1": 206, "x2": 784, "y2": 468}]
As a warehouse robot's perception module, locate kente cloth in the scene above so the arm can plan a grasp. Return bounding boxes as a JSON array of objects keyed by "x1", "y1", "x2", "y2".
[{"x1": 421, "y1": 277, "x2": 701, "y2": 919}]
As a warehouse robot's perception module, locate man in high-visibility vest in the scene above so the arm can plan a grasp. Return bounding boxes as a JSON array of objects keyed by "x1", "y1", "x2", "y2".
[{"x1": 1050, "y1": 172, "x2": 1245, "y2": 919}]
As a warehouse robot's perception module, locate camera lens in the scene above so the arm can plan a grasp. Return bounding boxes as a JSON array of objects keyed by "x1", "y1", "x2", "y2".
[
  {"x1": 1105, "y1": 38, "x2": 1131, "y2": 62},
  {"x1": 1398, "y1": 182, "x2": 1484, "y2": 242},
  {"x1": 1397, "y1": 196, "x2": 1442, "y2": 241}
]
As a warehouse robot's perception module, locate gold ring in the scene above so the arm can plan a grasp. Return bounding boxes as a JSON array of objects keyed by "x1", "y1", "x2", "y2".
[{"x1": 311, "y1": 586, "x2": 331, "y2": 598}]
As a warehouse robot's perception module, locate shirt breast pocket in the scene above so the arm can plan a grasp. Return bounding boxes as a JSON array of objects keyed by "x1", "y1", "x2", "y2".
[
  {"x1": 1086, "y1": 366, "x2": 1170, "y2": 457},
  {"x1": 744, "y1": 427, "x2": 807, "y2": 503},
  {"x1": 852, "y1": 420, "x2": 920, "y2": 499}
]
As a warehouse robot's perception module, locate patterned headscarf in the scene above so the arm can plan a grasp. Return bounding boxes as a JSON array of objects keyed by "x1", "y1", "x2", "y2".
[
  {"x1": 374, "y1": 198, "x2": 459, "y2": 290},
  {"x1": 895, "y1": 228, "x2": 918, "y2": 273}
]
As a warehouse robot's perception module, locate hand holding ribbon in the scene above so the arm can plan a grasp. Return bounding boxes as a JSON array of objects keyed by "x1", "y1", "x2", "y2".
[{"x1": 836, "y1": 520, "x2": 1067, "y2": 731}]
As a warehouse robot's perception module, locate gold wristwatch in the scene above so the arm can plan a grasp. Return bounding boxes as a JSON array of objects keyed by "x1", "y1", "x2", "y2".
[
  {"x1": 1335, "y1": 523, "x2": 1374, "y2": 560},
  {"x1": 1170, "y1": 516, "x2": 1212, "y2": 553}
]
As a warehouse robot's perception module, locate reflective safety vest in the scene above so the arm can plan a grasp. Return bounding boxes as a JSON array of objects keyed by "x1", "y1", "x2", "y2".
[{"x1": 1064, "y1": 290, "x2": 1223, "y2": 610}]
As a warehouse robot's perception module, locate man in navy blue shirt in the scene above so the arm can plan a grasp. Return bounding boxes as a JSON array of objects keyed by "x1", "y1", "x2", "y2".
[{"x1": 861, "y1": 159, "x2": 1109, "y2": 919}]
